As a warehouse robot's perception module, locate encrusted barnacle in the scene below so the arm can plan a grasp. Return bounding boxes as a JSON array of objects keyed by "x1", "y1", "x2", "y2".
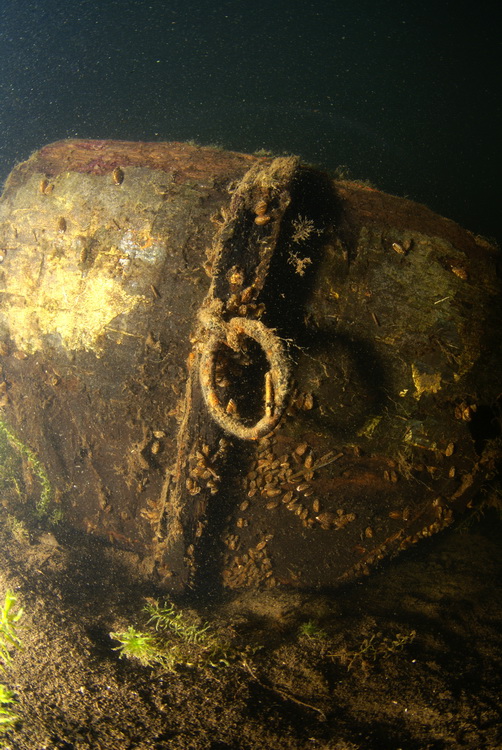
[
  {"x1": 39, "y1": 178, "x2": 54, "y2": 195},
  {"x1": 207, "y1": 479, "x2": 219, "y2": 494},
  {"x1": 188, "y1": 440, "x2": 225, "y2": 496},
  {"x1": 112, "y1": 166, "x2": 124, "y2": 185},
  {"x1": 265, "y1": 487, "x2": 282, "y2": 498},
  {"x1": 390, "y1": 238, "x2": 412, "y2": 255},
  {"x1": 316, "y1": 509, "x2": 356, "y2": 530},
  {"x1": 253, "y1": 199, "x2": 271, "y2": 226},
  {"x1": 240, "y1": 286, "x2": 255, "y2": 304},
  {"x1": 296, "y1": 482, "x2": 310, "y2": 493},
  {"x1": 293, "y1": 391, "x2": 314, "y2": 411},
  {"x1": 227, "y1": 535, "x2": 240, "y2": 551},
  {"x1": 227, "y1": 265, "x2": 245, "y2": 287},
  {"x1": 450, "y1": 264, "x2": 468, "y2": 280},
  {"x1": 454, "y1": 401, "x2": 477, "y2": 421},
  {"x1": 226, "y1": 398, "x2": 238, "y2": 415},
  {"x1": 254, "y1": 199, "x2": 268, "y2": 216}
]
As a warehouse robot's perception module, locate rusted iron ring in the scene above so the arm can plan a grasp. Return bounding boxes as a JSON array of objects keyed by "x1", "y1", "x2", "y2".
[{"x1": 199, "y1": 317, "x2": 290, "y2": 440}]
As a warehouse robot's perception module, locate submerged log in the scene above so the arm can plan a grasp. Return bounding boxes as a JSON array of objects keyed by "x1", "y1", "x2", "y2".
[{"x1": 0, "y1": 139, "x2": 500, "y2": 592}]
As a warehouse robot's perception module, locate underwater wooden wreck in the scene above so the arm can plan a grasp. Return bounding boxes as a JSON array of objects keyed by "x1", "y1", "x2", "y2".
[{"x1": 0, "y1": 139, "x2": 500, "y2": 592}]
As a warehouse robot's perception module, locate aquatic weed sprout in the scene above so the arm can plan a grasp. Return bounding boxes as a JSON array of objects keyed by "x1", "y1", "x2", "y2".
[
  {"x1": 0, "y1": 591, "x2": 23, "y2": 669},
  {"x1": 0, "y1": 684, "x2": 19, "y2": 737},
  {"x1": 144, "y1": 599, "x2": 211, "y2": 644},
  {"x1": 0, "y1": 419, "x2": 52, "y2": 517},
  {"x1": 110, "y1": 599, "x2": 234, "y2": 672},
  {"x1": 0, "y1": 591, "x2": 23, "y2": 740},
  {"x1": 109, "y1": 626, "x2": 168, "y2": 668}
]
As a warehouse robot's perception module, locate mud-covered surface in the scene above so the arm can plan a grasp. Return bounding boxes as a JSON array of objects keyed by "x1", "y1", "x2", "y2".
[{"x1": 0, "y1": 507, "x2": 501, "y2": 750}]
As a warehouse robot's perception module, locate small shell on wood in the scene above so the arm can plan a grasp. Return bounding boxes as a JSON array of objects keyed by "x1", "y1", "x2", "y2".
[{"x1": 112, "y1": 167, "x2": 124, "y2": 185}]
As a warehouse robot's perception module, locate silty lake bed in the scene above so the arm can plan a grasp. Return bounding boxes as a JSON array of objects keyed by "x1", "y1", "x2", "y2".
[{"x1": 0, "y1": 506, "x2": 501, "y2": 750}]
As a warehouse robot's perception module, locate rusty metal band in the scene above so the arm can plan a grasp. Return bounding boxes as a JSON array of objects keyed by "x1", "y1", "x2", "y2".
[
  {"x1": 194, "y1": 156, "x2": 299, "y2": 439},
  {"x1": 162, "y1": 156, "x2": 299, "y2": 583}
]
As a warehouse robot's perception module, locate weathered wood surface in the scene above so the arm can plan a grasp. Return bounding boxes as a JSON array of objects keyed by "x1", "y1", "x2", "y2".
[{"x1": 0, "y1": 139, "x2": 500, "y2": 592}]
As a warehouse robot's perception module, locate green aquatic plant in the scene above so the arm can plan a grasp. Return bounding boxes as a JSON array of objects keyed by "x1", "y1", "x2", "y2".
[
  {"x1": 110, "y1": 623, "x2": 198, "y2": 672},
  {"x1": 145, "y1": 599, "x2": 233, "y2": 667},
  {"x1": 0, "y1": 419, "x2": 52, "y2": 517},
  {"x1": 2, "y1": 515, "x2": 29, "y2": 545},
  {"x1": 110, "y1": 599, "x2": 237, "y2": 673},
  {"x1": 109, "y1": 626, "x2": 170, "y2": 668},
  {"x1": 297, "y1": 620, "x2": 328, "y2": 640},
  {"x1": 0, "y1": 427, "x2": 23, "y2": 499},
  {"x1": 0, "y1": 591, "x2": 23, "y2": 670},
  {"x1": 333, "y1": 629, "x2": 417, "y2": 672},
  {"x1": 144, "y1": 599, "x2": 211, "y2": 644},
  {"x1": 0, "y1": 684, "x2": 20, "y2": 737},
  {"x1": 253, "y1": 147, "x2": 275, "y2": 157},
  {"x1": 0, "y1": 592, "x2": 23, "y2": 743},
  {"x1": 49, "y1": 507, "x2": 64, "y2": 526}
]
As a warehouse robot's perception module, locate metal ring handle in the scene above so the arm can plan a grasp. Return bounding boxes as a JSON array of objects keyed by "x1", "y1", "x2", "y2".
[{"x1": 199, "y1": 317, "x2": 290, "y2": 440}]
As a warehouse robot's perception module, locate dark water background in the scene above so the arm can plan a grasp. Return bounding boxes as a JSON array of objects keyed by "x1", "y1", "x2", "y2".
[{"x1": 0, "y1": 0, "x2": 500, "y2": 241}]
